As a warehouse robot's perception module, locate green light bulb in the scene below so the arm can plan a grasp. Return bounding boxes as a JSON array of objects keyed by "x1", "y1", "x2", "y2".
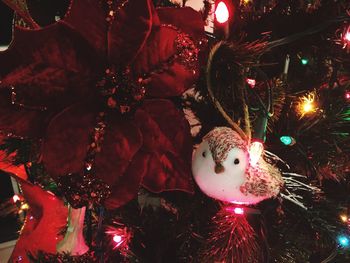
[
  {"x1": 280, "y1": 136, "x2": 293, "y2": 146},
  {"x1": 301, "y1": 58, "x2": 308, "y2": 65}
]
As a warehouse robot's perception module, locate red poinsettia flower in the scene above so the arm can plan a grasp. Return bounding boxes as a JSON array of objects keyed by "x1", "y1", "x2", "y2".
[{"x1": 0, "y1": 0, "x2": 205, "y2": 209}]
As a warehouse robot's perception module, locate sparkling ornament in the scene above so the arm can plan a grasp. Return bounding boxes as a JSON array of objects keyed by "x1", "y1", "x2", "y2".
[{"x1": 192, "y1": 127, "x2": 283, "y2": 205}]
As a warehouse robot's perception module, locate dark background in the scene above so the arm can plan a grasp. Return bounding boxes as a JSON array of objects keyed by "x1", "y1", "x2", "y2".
[
  {"x1": 0, "y1": 2, "x2": 13, "y2": 46},
  {"x1": 0, "y1": 2, "x2": 18, "y2": 244}
]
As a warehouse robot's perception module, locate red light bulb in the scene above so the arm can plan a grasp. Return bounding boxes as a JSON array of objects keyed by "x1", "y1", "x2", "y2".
[
  {"x1": 225, "y1": 206, "x2": 245, "y2": 215},
  {"x1": 344, "y1": 32, "x2": 350, "y2": 42},
  {"x1": 113, "y1": 234, "x2": 123, "y2": 248},
  {"x1": 113, "y1": 234, "x2": 122, "y2": 243},
  {"x1": 246, "y1": 78, "x2": 256, "y2": 88},
  {"x1": 215, "y1": 1, "x2": 229, "y2": 24},
  {"x1": 233, "y1": 207, "x2": 244, "y2": 215},
  {"x1": 345, "y1": 91, "x2": 350, "y2": 100}
]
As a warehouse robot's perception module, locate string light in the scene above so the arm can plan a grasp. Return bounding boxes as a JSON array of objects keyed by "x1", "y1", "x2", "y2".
[
  {"x1": 300, "y1": 58, "x2": 309, "y2": 65},
  {"x1": 233, "y1": 207, "x2": 244, "y2": 215},
  {"x1": 335, "y1": 25, "x2": 350, "y2": 52},
  {"x1": 249, "y1": 141, "x2": 264, "y2": 166},
  {"x1": 105, "y1": 224, "x2": 131, "y2": 252},
  {"x1": 20, "y1": 203, "x2": 29, "y2": 211},
  {"x1": 297, "y1": 91, "x2": 317, "y2": 118},
  {"x1": 338, "y1": 235, "x2": 350, "y2": 248},
  {"x1": 340, "y1": 214, "x2": 348, "y2": 223},
  {"x1": 297, "y1": 52, "x2": 308, "y2": 65},
  {"x1": 345, "y1": 91, "x2": 350, "y2": 100},
  {"x1": 12, "y1": 194, "x2": 21, "y2": 203},
  {"x1": 345, "y1": 32, "x2": 350, "y2": 42},
  {"x1": 343, "y1": 25, "x2": 350, "y2": 50},
  {"x1": 112, "y1": 234, "x2": 123, "y2": 248},
  {"x1": 225, "y1": 206, "x2": 245, "y2": 215},
  {"x1": 246, "y1": 78, "x2": 256, "y2": 88},
  {"x1": 215, "y1": 1, "x2": 230, "y2": 24},
  {"x1": 18, "y1": 203, "x2": 30, "y2": 214},
  {"x1": 280, "y1": 136, "x2": 296, "y2": 146}
]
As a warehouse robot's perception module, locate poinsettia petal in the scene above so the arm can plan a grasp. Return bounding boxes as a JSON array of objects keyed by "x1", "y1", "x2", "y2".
[
  {"x1": 62, "y1": 0, "x2": 107, "y2": 58},
  {"x1": 142, "y1": 151, "x2": 193, "y2": 193},
  {"x1": 0, "y1": 23, "x2": 101, "y2": 110},
  {"x1": 135, "y1": 99, "x2": 193, "y2": 193},
  {"x1": 94, "y1": 114, "x2": 143, "y2": 187},
  {"x1": 42, "y1": 103, "x2": 97, "y2": 179},
  {"x1": 157, "y1": 7, "x2": 205, "y2": 40},
  {"x1": 133, "y1": 25, "x2": 199, "y2": 97},
  {"x1": 0, "y1": 89, "x2": 54, "y2": 138},
  {"x1": 104, "y1": 151, "x2": 150, "y2": 209},
  {"x1": 108, "y1": 0, "x2": 153, "y2": 65},
  {"x1": 43, "y1": 102, "x2": 143, "y2": 191}
]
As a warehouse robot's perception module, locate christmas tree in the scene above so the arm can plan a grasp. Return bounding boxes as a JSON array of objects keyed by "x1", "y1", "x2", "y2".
[{"x1": 0, "y1": 0, "x2": 349, "y2": 262}]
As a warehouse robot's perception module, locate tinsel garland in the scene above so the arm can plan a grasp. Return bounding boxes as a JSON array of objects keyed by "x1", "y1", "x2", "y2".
[
  {"x1": 28, "y1": 251, "x2": 97, "y2": 263},
  {"x1": 199, "y1": 206, "x2": 264, "y2": 263}
]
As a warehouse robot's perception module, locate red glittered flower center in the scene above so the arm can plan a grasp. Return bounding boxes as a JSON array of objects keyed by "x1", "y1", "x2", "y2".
[{"x1": 96, "y1": 68, "x2": 146, "y2": 114}]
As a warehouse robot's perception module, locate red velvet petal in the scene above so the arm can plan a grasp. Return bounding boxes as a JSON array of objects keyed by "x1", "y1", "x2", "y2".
[
  {"x1": 142, "y1": 151, "x2": 193, "y2": 193},
  {"x1": 94, "y1": 114, "x2": 143, "y2": 187},
  {"x1": 157, "y1": 7, "x2": 205, "y2": 41},
  {"x1": 104, "y1": 151, "x2": 150, "y2": 209},
  {"x1": 42, "y1": 103, "x2": 97, "y2": 179},
  {"x1": 62, "y1": 0, "x2": 107, "y2": 58},
  {"x1": 147, "y1": 61, "x2": 198, "y2": 97},
  {"x1": 43, "y1": 102, "x2": 143, "y2": 192},
  {"x1": 0, "y1": 24, "x2": 101, "y2": 110},
  {"x1": 133, "y1": 26, "x2": 199, "y2": 97},
  {"x1": 0, "y1": 89, "x2": 53, "y2": 138},
  {"x1": 108, "y1": 0, "x2": 153, "y2": 65},
  {"x1": 135, "y1": 99, "x2": 193, "y2": 193}
]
